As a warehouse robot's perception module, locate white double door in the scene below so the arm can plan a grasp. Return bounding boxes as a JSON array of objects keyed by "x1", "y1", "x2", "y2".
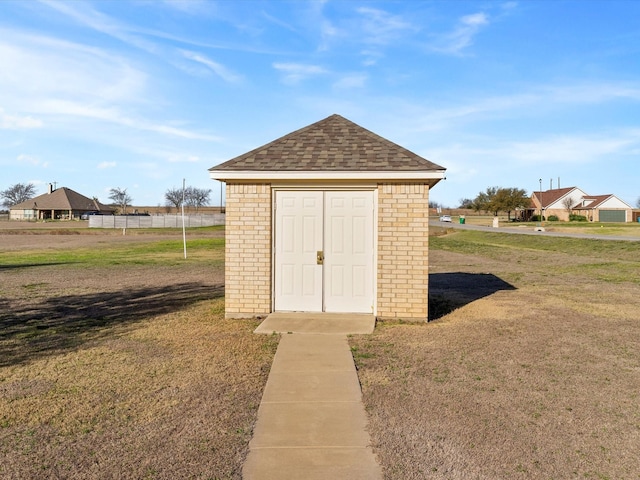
[{"x1": 274, "y1": 190, "x2": 375, "y2": 313}]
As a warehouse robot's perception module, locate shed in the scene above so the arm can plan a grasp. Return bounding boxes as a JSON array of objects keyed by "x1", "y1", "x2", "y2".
[{"x1": 209, "y1": 114, "x2": 446, "y2": 321}]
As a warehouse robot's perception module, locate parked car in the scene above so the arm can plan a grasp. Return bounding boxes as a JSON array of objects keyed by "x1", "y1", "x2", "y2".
[
  {"x1": 439, "y1": 215, "x2": 452, "y2": 222},
  {"x1": 80, "y1": 211, "x2": 99, "y2": 220}
]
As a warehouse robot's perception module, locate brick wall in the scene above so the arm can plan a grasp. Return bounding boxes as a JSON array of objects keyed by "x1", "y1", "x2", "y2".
[
  {"x1": 377, "y1": 183, "x2": 430, "y2": 321},
  {"x1": 224, "y1": 183, "x2": 272, "y2": 318},
  {"x1": 223, "y1": 182, "x2": 432, "y2": 321}
]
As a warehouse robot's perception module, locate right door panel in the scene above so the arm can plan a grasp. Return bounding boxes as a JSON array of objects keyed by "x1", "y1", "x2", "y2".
[{"x1": 324, "y1": 191, "x2": 375, "y2": 313}]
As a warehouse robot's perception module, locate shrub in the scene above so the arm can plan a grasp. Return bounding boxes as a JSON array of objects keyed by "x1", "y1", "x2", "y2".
[
  {"x1": 531, "y1": 215, "x2": 545, "y2": 222},
  {"x1": 569, "y1": 214, "x2": 588, "y2": 222},
  {"x1": 548, "y1": 215, "x2": 559, "y2": 221}
]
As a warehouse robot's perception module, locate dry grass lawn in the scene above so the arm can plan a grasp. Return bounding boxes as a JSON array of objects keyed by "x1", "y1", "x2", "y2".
[
  {"x1": 351, "y1": 230, "x2": 640, "y2": 479},
  {"x1": 0, "y1": 228, "x2": 278, "y2": 479},
  {"x1": 3, "y1": 224, "x2": 639, "y2": 479}
]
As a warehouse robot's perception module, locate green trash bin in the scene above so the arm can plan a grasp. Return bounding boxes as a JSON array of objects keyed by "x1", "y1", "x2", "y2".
[{"x1": 459, "y1": 216, "x2": 465, "y2": 224}]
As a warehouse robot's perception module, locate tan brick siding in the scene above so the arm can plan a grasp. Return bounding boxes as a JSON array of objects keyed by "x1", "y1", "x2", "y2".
[
  {"x1": 223, "y1": 182, "x2": 432, "y2": 321},
  {"x1": 224, "y1": 183, "x2": 272, "y2": 318},
  {"x1": 377, "y1": 183, "x2": 430, "y2": 321}
]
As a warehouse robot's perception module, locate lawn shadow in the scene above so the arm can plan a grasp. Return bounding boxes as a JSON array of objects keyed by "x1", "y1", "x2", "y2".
[
  {"x1": 0, "y1": 282, "x2": 223, "y2": 367},
  {"x1": 429, "y1": 272, "x2": 516, "y2": 321},
  {"x1": 0, "y1": 262, "x2": 77, "y2": 270}
]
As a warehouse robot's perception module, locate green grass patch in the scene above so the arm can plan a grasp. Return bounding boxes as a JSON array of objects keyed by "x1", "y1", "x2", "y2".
[
  {"x1": 431, "y1": 230, "x2": 639, "y2": 262},
  {"x1": 0, "y1": 237, "x2": 225, "y2": 268}
]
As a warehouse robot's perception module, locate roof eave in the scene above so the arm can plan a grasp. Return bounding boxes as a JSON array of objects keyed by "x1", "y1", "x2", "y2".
[{"x1": 209, "y1": 170, "x2": 446, "y2": 182}]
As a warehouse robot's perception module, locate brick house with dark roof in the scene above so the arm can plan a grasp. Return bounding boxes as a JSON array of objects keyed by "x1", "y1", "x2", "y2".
[
  {"x1": 530, "y1": 187, "x2": 632, "y2": 222},
  {"x1": 9, "y1": 184, "x2": 114, "y2": 220},
  {"x1": 209, "y1": 114, "x2": 446, "y2": 322}
]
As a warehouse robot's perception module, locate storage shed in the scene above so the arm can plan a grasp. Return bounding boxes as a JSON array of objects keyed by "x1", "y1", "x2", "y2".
[{"x1": 209, "y1": 114, "x2": 446, "y2": 322}]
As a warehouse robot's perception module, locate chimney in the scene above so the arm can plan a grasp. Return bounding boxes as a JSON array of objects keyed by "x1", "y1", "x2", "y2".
[{"x1": 48, "y1": 183, "x2": 53, "y2": 194}]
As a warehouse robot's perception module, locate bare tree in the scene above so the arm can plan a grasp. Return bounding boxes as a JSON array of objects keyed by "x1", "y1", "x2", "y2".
[
  {"x1": 562, "y1": 196, "x2": 574, "y2": 217},
  {"x1": 636, "y1": 197, "x2": 640, "y2": 209},
  {"x1": 108, "y1": 187, "x2": 132, "y2": 214},
  {"x1": 1, "y1": 182, "x2": 37, "y2": 208},
  {"x1": 185, "y1": 186, "x2": 211, "y2": 213},
  {"x1": 164, "y1": 187, "x2": 184, "y2": 211},
  {"x1": 165, "y1": 185, "x2": 211, "y2": 213}
]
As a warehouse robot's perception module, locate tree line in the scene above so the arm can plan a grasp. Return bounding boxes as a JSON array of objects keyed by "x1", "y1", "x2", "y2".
[
  {"x1": 1, "y1": 182, "x2": 212, "y2": 213},
  {"x1": 458, "y1": 186, "x2": 530, "y2": 221}
]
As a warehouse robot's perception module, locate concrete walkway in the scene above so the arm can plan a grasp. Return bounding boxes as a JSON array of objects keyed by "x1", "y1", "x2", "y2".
[{"x1": 243, "y1": 314, "x2": 383, "y2": 479}]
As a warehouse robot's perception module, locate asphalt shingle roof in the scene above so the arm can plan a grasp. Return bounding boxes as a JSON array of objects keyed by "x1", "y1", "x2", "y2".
[
  {"x1": 10, "y1": 187, "x2": 112, "y2": 211},
  {"x1": 210, "y1": 114, "x2": 445, "y2": 172}
]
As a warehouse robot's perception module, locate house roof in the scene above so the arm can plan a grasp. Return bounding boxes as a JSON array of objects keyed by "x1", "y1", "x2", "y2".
[
  {"x1": 532, "y1": 187, "x2": 576, "y2": 208},
  {"x1": 10, "y1": 187, "x2": 113, "y2": 212},
  {"x1": 575, "y1": 195, "x2": 613, "y2": 209},
  {"x1": 209, "y1": 114, "x2": 446, "y2": 182}
]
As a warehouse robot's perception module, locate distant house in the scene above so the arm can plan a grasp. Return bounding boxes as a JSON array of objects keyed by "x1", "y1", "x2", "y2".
[
  {"x1": 9, "y1": 184, "x2": 114, "y2": 220},
  {"x1": 530, "y1": 187, "x2": 633, "y2": 222}
]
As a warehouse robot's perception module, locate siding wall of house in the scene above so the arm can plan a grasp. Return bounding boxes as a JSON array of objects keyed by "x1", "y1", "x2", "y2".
[
  {"x1": 224, "y1": 183, "x2": 272, "y2": 318},
  {"x1": 377, "y1": 183, "x2": 430, "y2": 321}
]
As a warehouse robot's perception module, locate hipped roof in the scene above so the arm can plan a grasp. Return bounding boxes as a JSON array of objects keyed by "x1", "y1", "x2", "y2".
[
  {"x1": 10, "y1": 187, "x2": 113, "y2": 211},
  {"x1": 209, "y1": 114, "x2": 446, "y2": 182}
]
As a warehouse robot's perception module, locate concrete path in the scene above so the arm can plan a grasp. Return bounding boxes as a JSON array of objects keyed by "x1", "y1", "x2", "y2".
[{"x1": 243, "y1": 314, "x2": 382, "y2": 480}]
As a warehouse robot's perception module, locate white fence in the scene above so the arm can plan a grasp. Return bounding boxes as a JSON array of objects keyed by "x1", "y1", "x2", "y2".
[{"x1": 89, "y1": 214, "x2": 225, "y2": 229}]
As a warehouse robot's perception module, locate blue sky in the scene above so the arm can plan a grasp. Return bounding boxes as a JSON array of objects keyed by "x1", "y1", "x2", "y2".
[{"x1": 1, "y1": 0, "x2": 639, "y2": 209}]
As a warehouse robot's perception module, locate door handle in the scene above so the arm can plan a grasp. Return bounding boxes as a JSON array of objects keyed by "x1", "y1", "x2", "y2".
[{"x1": 317, "y1": 251, "x2": 324, "y2": 265}]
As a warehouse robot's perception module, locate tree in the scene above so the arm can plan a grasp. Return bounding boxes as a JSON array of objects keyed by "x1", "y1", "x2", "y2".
[
  {"x1": 1, "y1": 182, "x2": 37, "y2": 208},
  {"x1": 164, "y1": 185, "x2": 211, "y2": 212},
  {"x1": 108, "y1": 187, "x2": 132, "y2": 214},
  {"x1": 471, "y1": 186, "x2": 529, "y2": 220},
  {"x1": 562, "y1": 197, "x2": 574, "y2": 217},
  {"x1": 164, "y1": 187, "x2": 184, "y2": 210},
  {"x1": 498, "y1": 187, "x2": 529, "y2": 221},
  {"x1": 458, "y1": 198, "x2": 474, "y2": 209},
  {"x1": 185, "y1": 186, "x2": 211, "y2": 212},
  {"x1": 636, "y1": 197, "x2": 640, "y2": 209}
]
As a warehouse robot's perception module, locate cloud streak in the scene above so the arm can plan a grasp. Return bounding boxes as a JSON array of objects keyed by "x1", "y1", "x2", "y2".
[
  {"x1": 273, "y1": 62, "x2": 328, "y2": 84},
  {"x1": 429, "y1": 12, "x2": 490, "y2": 55},
  {"x1": 0, "y1": 108, "x2": 43, "y2": 129},
  {"x1": 180, "y1": 50, "x2": 243, "y2": 84}
]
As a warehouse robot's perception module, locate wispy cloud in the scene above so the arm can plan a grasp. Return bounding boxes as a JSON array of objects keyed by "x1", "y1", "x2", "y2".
[
  {"x1": 356, "y1": 7, "x2": 417, "y2": 45},
  {"x1": 0, "y1": 29, "x2": 146, "y2": 107},
  {"x1": 411, "y1": 80, "x2": 640, "y2": 132},
  {"x1": 0, "y1": 108, "x2": 43, "y2": 129},
  {"x1": 17, "y1": 154, "x2": 48, "y2": 167},
  {"x1": 180, "y1": 50, "x2": 243, "y2": 84},
  {"x1": 0, "y1": 28, "x2": 219, "y2": 146},
  {"x1": 40, "y1": 0, "x2": 159, "y2": 54},
  {"x1": 429, "y1": 12, "x2": 490, "y2": 55},
  {"x1": 97, "y1": 161, "x2": 117, "y2": 169},
  {"x1": 273, "y1": 62, "x2": 328, "y2": 84},
  {"x1": 505, "y1": 133, "x2": 638, "y2": 166},
  {"x1": 333, "y1": 74, "x2": 368, "y2": 89},
  {"x1": 162, "y1": 0, "x2": 213, "y2": 16},
  {"x1": 39, "y1": 100, "x2": 220, "y2": 141}
]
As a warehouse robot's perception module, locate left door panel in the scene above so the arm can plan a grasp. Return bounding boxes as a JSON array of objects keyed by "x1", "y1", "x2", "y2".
[{"x1": 274, "y1": 191, "x2": 323, "y2": 312}]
